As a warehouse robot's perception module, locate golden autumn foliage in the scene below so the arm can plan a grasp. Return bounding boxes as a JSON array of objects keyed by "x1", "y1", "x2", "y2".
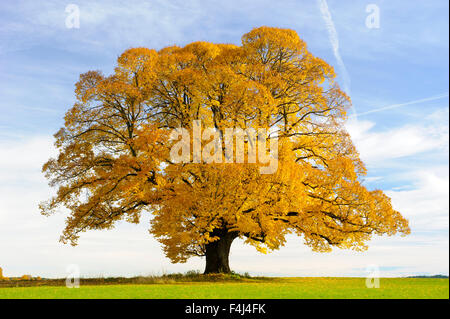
[{"x1": 41, "y1": 26, "x2": 410, "y2": 273}]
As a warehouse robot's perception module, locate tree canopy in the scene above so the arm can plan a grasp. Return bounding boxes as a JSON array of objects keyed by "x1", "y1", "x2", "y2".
[{"x1": 41, "y1": 26, "x2": 410, "y2": 273}]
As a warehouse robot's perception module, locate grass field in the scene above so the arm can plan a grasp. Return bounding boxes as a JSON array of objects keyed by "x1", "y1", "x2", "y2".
[{"x1": 0, "y1": 277, "x2": 448, "y2": 299}]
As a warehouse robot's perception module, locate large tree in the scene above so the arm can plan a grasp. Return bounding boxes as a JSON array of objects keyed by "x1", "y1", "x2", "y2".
[{"x1": 41, "y1": 27, "x2": 410, "y2": 274}]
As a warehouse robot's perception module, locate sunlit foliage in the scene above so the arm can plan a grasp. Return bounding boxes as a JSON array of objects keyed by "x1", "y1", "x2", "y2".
[{"x1": 41, "y1": 27, "x2": 410, "y2": 267}]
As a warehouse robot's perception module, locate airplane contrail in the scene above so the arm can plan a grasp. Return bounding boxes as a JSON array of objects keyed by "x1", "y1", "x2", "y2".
[
  {"x1": 317, "y1": 0, "x2": 355, "y2": 117},
  {"x1": 350, "y1": 93, "x2": 449, "y2": 117}
]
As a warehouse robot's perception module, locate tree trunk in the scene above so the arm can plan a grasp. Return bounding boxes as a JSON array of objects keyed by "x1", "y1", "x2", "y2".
[{"x1": 204, "y1": 230, "x2": 237, "y2": 274}]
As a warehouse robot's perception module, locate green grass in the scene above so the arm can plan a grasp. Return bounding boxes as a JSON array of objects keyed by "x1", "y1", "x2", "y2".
[{"x1": 0, "y1": 277, "x2": 448, "y2": 299}]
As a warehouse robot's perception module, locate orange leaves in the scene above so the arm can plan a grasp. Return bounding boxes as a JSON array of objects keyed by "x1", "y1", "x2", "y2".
[
  {"x1": 181, "y1": 41, "x2": 221, "y2": 66},
  {"x1": 74, "y1": 70, "x2": 104, "y2": 103},
  {"x1": 117, "y1": 47, "x2": 157, "y2": 72},
  {"x1": 116, "y1": 47, "x2": 158, "y2": 88},
  {"x1": 241, "y1": 26, "x2": 307, "y2": 64}
]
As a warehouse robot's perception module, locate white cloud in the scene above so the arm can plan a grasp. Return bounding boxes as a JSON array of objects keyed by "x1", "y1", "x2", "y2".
[
  {"x1": 0, "y1": 136, "x2": 55, "y2": 183},
  {"x1": 387, "y1": 169, "x2": 449, "y2": 232},
  {"x1": 345, "y1": 114, "x2": 448, "y2": 164}
]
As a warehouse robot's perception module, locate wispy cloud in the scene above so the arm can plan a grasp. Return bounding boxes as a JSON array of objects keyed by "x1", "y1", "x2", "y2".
[{"x1": 346, "y1": 111, "x2": 448, "y2": 164}]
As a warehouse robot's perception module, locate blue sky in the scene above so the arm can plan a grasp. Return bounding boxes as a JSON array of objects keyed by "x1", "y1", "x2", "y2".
[{"x1": 0, "y1": 0, "x2": 448, "y2": 278}]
